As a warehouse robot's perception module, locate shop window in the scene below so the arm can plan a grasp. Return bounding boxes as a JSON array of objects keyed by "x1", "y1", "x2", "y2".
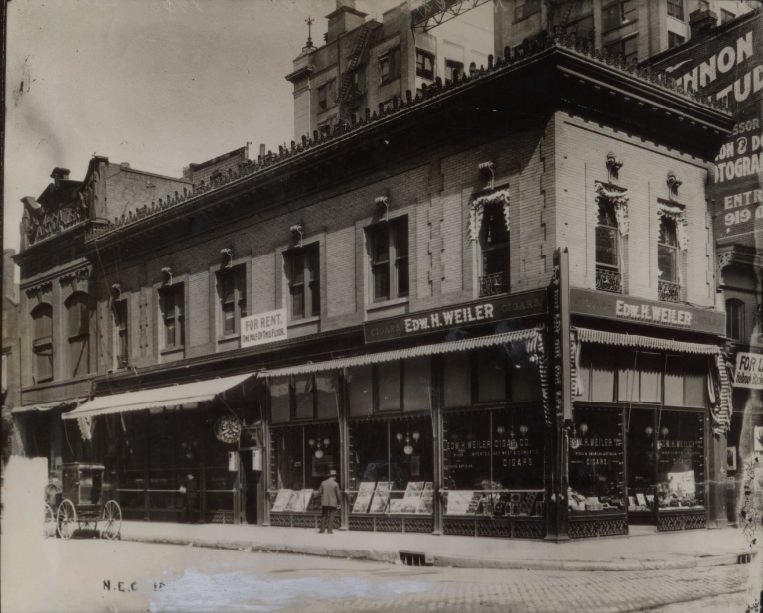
[
  {"x1": 379, "y1": 47, "x2": 400, "y2": 84},
  {"x1": 160, "y1": 284, "x2": 184, "y2": 349},
  {"x1": 270, "y1": 423, "x2": 340, "y2": 513},
  {"x1": 317, "y1": 79, "x2": 335, "y2": 111},
  {"x1": 367, "y1": 217, "x2": 408, "y2": 303},
  {"x1": 415, "y1": 49, "x2": 434, "y2": 80},
  {"x1": 577, "y1": 347, "x2": 616, "y2": 402},
  {"x1": 217, "y1": 264, "x2": 247, "y2": 336},
  {"x1": 442, "y1": 408, "x2": 544, "y2": 517},
  {"x1": 656, "y1": 412, "x2": 705, "y2": 510},
  {"x1": 604, "y1": 34, "x2": 638, "y2": 65},
  {"x1": 666, "y1": 0, "x2": 684, "y2": 20},
  {"x1": 444, "y1": 59, "x2": 463, "y2": 83},
  {"x1": 65, "y1": 292, "x2": 89, "y2": 378},
  {"x1": 626, "y1": 408, "x2": 656, "y2": 513},
  {"x1": 476, "y1": 348, "x2": 508, "y2": 403},
  {"x1": 348, "y1": 415, "x2": 433, "y2": 514},
  {"x1": 514, "y1": 0, "x2": 541, "y2": 22},
  {"x1": 725, "y1": 299, "x2": 745, "y2": 341},
  {"x1": 401, "y1": 357, "x2": 431, "y2": 411},
  {"x1": 568, "y1": 407, "x2": 625, "y2": 514},
  {"x1": 31, "y1": 303, "x2": 53, "y2": 383},
  {"x1": 668, "y1": 31, "x2": 685, "y2": 48},
  {"x1": 664, "y1": 355, "x2": 706, "y2": 407},
  {"x1": 595, "y1": 199, "x2": 621, "y2": 293},
  {"x1": 347, "y1": 365, "x2": 373, "y2": 416},
  {"x1": 112, "y1": 299, "x2": 129, "y2": 369},
  {"x1": 270, "y1": 377, "x2": 291, "y2": 423},
  {"x1": 617, "y1": 351, "x2": 662, "y2": 403},
  {"x1": 479, "y1": 202, "x2": 510, "y2": 297},
  {"x1": 286, "y1": 243, "x2": 320, "y2": 320},
  {"x1": 658, "y1": 216, "x2": 680, "y2": 302},
  {"x1": 603, "y1": 0, "x2": 637, "y2": 31},
  {"x1": 442, "y1": 352, "x2": 471, "y2": 408}
]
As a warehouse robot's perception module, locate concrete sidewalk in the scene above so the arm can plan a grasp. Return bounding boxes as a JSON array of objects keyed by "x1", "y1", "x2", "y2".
[{"x1": 116, "y1": 520, "x2": 760, "y2": 571}]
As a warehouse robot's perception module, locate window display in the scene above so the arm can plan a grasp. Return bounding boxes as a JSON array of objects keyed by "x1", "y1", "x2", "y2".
[
  {"x1": 656, "y1": 412, "x2": 704, "y2": 510},
  {"x1": 269, "y1": 422, "x2": 339, "y2": 513},
  {"x1": 568, "y1": 407, "x2": 624, "y2": 513},
  {"x1": 442, "y1": 408, "x2": 544, "y2": 517},
  {"x1": 348, "y1": 415, "x2": 433, "y2": 514},
  {"x1": 626, "y1": 408, "x2": 657, "y2": 513}
]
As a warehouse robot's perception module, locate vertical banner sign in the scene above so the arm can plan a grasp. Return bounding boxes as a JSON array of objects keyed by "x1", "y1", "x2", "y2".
[
  {"x1": 551, "y1": 248, "x2": 573, "y2": 422},
  {"x1": 252, "y1": 448, "x2": 263, "y2": 471},
  {"x1": 651, "y1": 16, "x2": 762, "y2": 249},
  {"x1": 228, "y1": 451, "x2": 239, "y2": 472}
]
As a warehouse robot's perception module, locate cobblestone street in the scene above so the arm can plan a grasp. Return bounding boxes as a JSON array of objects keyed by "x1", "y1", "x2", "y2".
[{"x1": 3, "y1": 539, "x2": 757, "y2": 613}]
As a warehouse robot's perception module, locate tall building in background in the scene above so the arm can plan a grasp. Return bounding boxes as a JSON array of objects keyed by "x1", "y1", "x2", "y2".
[
  {"x1": 495, "y1": 0, "x2": 757, "y2": 65},
  {"x1": 286, "y1": 0, "x2": 494, "y2": 140}
]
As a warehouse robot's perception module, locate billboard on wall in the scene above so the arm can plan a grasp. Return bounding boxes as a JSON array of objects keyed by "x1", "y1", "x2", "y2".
[{"x1": 651, "y1": 13, "x2": 762, "y2": 249}]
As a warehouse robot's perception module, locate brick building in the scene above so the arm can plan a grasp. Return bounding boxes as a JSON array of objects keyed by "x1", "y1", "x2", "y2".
[
  {"x1": 17, "y1": 31, "x2": 736, "y2": 539},
  {"x1": 648, "y1": 8, "x2": 763, "y2": 526}
]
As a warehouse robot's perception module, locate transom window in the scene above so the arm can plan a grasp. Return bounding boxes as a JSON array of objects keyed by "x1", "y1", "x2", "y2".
[
  {"x1": 218, "y1": 265, "x2": 247, "y2": 336},
  {"x1": 368, "y1": 217, "x2": 408, "y2": 303},
  {"x1": 286, "y1": 243, "x2": 320, "y2": 320},
  {"x1": 32, "y1": 303, "x2": 53, "y2": 383},
  {"x1": 160, "y1": 284, "x2": 184, "y2": 349}
]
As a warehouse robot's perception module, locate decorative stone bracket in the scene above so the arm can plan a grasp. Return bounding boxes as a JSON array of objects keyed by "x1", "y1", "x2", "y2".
[{"x1": 467, "y1": 188, "x2": 510, "y2": 242}]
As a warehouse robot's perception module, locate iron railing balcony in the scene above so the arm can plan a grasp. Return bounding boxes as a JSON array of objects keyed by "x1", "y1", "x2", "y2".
[
  {"x1": 658, "y1": 280, "x2": 681, "y2": 303},
  {"x1": 479, "y1": 271, "x2": 509, "y2": 297},
  {"x1": 595, "y1": 266, "x2": 622, "y2": 293}
]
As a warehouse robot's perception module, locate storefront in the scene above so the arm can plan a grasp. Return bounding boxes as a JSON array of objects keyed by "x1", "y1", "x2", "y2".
[
  {"x1": 567, "y1": 289, "x2": 729, "y2": 535},
  {"x1": 261, "y1": 291, "x2": 550, "y2": 537},
  {"x1": 63, "y1": 373, "x2": 259, "y2": 524}
]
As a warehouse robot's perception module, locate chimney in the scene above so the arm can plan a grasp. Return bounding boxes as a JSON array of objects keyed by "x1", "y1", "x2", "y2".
[
  {"x1": 689, "y1": 8, "x2": 717, "y2": 39},
  {"x1": 325, "y1": 0, "x2": 367, "y2": 44},
  {"x1": 50, "y1": 167, "x2": 70, "y2": 188}
]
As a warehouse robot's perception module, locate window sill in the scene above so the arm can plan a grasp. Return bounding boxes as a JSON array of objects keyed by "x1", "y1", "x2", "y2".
[
  {"x1": 218, "y1": 333, "x2": 240, "y2": 342},
  {"x1": 288, "y1": 316, "x2": 320, "y2": 328},
  {"x1": 366, "y1": 297, "x2": 409, "y2": 313},
  {"x1": 160, "y1": 345, "x2": 185, "y2": 356}
]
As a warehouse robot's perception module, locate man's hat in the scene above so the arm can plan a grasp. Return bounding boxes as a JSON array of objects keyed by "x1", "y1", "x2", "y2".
[{"x1": 329, "y1": 469, "x2": 337, "y2": 476}]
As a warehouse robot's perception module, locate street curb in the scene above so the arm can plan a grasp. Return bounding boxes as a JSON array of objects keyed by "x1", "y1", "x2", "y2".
[{"x1": 118, "y1": 533, "x2": 757, "y2": 572}]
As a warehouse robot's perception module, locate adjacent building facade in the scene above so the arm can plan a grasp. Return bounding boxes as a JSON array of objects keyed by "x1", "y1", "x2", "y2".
[{"x1": 14, "y1": 26, "x2": 736, "y2": 540}]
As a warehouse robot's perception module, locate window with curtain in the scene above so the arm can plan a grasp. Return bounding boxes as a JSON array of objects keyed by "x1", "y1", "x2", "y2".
[
  {"x1": 32, "y1": 303, "x2": 53, "y2": 382},
  {"x1": 65, "y1": 292, "x2": 89, "y2": 377}
]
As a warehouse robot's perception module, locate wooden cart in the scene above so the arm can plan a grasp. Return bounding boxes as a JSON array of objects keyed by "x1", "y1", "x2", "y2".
[{"x1": 56, "y1": 462, "x2": 121, "y2": 540}]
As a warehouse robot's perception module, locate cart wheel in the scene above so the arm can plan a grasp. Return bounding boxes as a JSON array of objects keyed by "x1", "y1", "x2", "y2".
[
  {"x1": 101, "y1": 500, "x2": 122, "y2": 540},
  {"x1": 44, "y1": 503, "x2": 56, "y2": 538},
  {"x1": 57, "y1": 499, "x2": 77, "y2": 540}
]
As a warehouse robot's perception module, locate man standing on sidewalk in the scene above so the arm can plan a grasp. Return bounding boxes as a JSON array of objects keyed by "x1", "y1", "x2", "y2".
[
  {"x1": 318, "y1": 469, "x2": 340, "y2": 534},
  {"x1": 180, "y1": 473, "x2": 199, "y2": 524}
]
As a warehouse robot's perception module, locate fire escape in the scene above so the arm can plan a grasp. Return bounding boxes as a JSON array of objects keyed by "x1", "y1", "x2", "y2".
[{"x1": 336, "y1": 22, "x2": 377, "y2": 122}]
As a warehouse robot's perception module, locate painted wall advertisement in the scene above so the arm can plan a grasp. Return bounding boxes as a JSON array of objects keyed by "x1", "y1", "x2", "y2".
[{"x1": 653, "y1": 16, "x2": 762, "y2": 249}]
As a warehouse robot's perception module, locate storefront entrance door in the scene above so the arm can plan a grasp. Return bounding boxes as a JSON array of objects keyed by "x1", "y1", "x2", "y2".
[{"x1": 626, "y1": 408, "x2": 658, "y2": 525}]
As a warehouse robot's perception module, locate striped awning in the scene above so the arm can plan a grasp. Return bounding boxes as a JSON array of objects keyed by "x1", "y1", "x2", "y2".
[
  {"x1": 63, "y1": 372, "x2": 257, "y2": 420},
  {"x1": 263, "y1": 328, "x2": 542, "y2": 378},
  {"x1": 574, "y1": 327, "x2": 721, "y2": 355},
  {"x1": 12, "y1": 399, "x2": 83, "y2": 414}
]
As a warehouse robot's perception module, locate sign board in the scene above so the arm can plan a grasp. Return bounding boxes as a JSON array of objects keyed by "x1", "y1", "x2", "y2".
[
  {"x1": 241, "y1": 308, "x2": 287, "y2": 348},
  {"x1": 364, "y1": 290, "x2": 547, "y2": 343},
  {"x1": 734, "y1": 351, "x2": 763, "y2": 389},
  {"x1": 649, "y1": 15, "x2": 762, "y2": 249},
  {"x1": 569, "y1": 288, "x2": 725, "y2": 335},
  {"x1": 251, "y1": 448, "x2": 262, "y2": 471},
  {"x1": 228, "y1": 451, "x2": 239, "y2": 472}
]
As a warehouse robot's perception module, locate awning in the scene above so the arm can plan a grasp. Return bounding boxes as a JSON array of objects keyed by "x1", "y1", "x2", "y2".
[
  {"x1": 12, "y1": 399, "x2": 83, "y2": 414},
  {"x1": 574, "y1": 327, "x2": 721, "y2": 355},
  {"x1": 63, "y1": 372, "x2": 256, "y2": 420},
  {"x1": 263, "y1": 329, "x2": 542, "y2": 378}
]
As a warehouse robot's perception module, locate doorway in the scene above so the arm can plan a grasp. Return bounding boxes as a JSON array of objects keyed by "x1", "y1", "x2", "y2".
[{"x1": 240, "y1": 448, "x2": 261, "y2": 524}]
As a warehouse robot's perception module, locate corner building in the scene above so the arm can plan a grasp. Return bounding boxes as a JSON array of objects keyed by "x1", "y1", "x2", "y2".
[{"x1": 20, "y1": 36, "x2": 734, "y2": 539}]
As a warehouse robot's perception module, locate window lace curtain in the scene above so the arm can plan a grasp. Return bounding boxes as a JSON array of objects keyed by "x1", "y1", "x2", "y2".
[{"x1": 467, "y1": 188, "x2": 510, "y2": 242}]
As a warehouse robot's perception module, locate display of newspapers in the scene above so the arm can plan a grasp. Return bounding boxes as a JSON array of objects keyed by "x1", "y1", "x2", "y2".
[
  {"x1": 396, "y1": 481, "x2": 425, "y2": 514},
  {"x1": 445, "y1": 490, "x2": 479, "y2": 515},
  {"x1": 289, "y1": 489, "x2": 313, "y2": 512},
  {"x1": 352, "y1": 481, "x2": 376, "y2": 514},
  {"x1": 271, "y1": 489, "x2": 295, "y2": 512},
  {"x1": 417, "y1": 482, "x2": 434, "y2": 514},
  {"x1": 368, "y1": 481, "x2": 393, "y2": 513}
]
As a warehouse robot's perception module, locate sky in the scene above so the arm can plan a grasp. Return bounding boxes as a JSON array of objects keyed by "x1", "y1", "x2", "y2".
[{"x1": 4, "y1": 0, "x2": 399, "y2": 253}]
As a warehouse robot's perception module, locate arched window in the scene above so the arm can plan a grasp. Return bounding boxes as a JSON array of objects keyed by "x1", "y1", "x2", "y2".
[
  {"x1": 31, "y1": 303, "x2": 53, "y2": 383},
  {"x1": 66, "y1": 292, "x2": 89, "y2": 377},
  {"x1": 595, "y1": 200, "x2": 620, "y2": 292},
  {"x1": 726, "y1": 299, "x2": 745, "y2": 342},
  {"x1": 658, "y1": 216, "x2": 680, "y2": 302},
  {"x1": 479, "y1": 201, "x2": 510, "y2": 296}
]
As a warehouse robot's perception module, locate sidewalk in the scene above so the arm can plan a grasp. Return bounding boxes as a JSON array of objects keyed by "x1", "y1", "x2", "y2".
[{"x1": 117, "y1": 520, "x2": 760, "y2": 571}]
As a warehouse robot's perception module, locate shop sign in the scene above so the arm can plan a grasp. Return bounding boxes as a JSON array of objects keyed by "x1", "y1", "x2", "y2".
[
  {"x1": 649, "y1": 17, "x2": 762, "y2": 249},
  {"x1": 241, "y1": 308, "x2": 287, "y2": 348},
  {"x1": 364, "y1": 290, "x2": 547, "y2": 343},
  {"x1": 734, "y1": 352, "x2": 763, "y2": 389},
  {"x1": 569, "y1": 288, "x2": 724, "y2": 335}
]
